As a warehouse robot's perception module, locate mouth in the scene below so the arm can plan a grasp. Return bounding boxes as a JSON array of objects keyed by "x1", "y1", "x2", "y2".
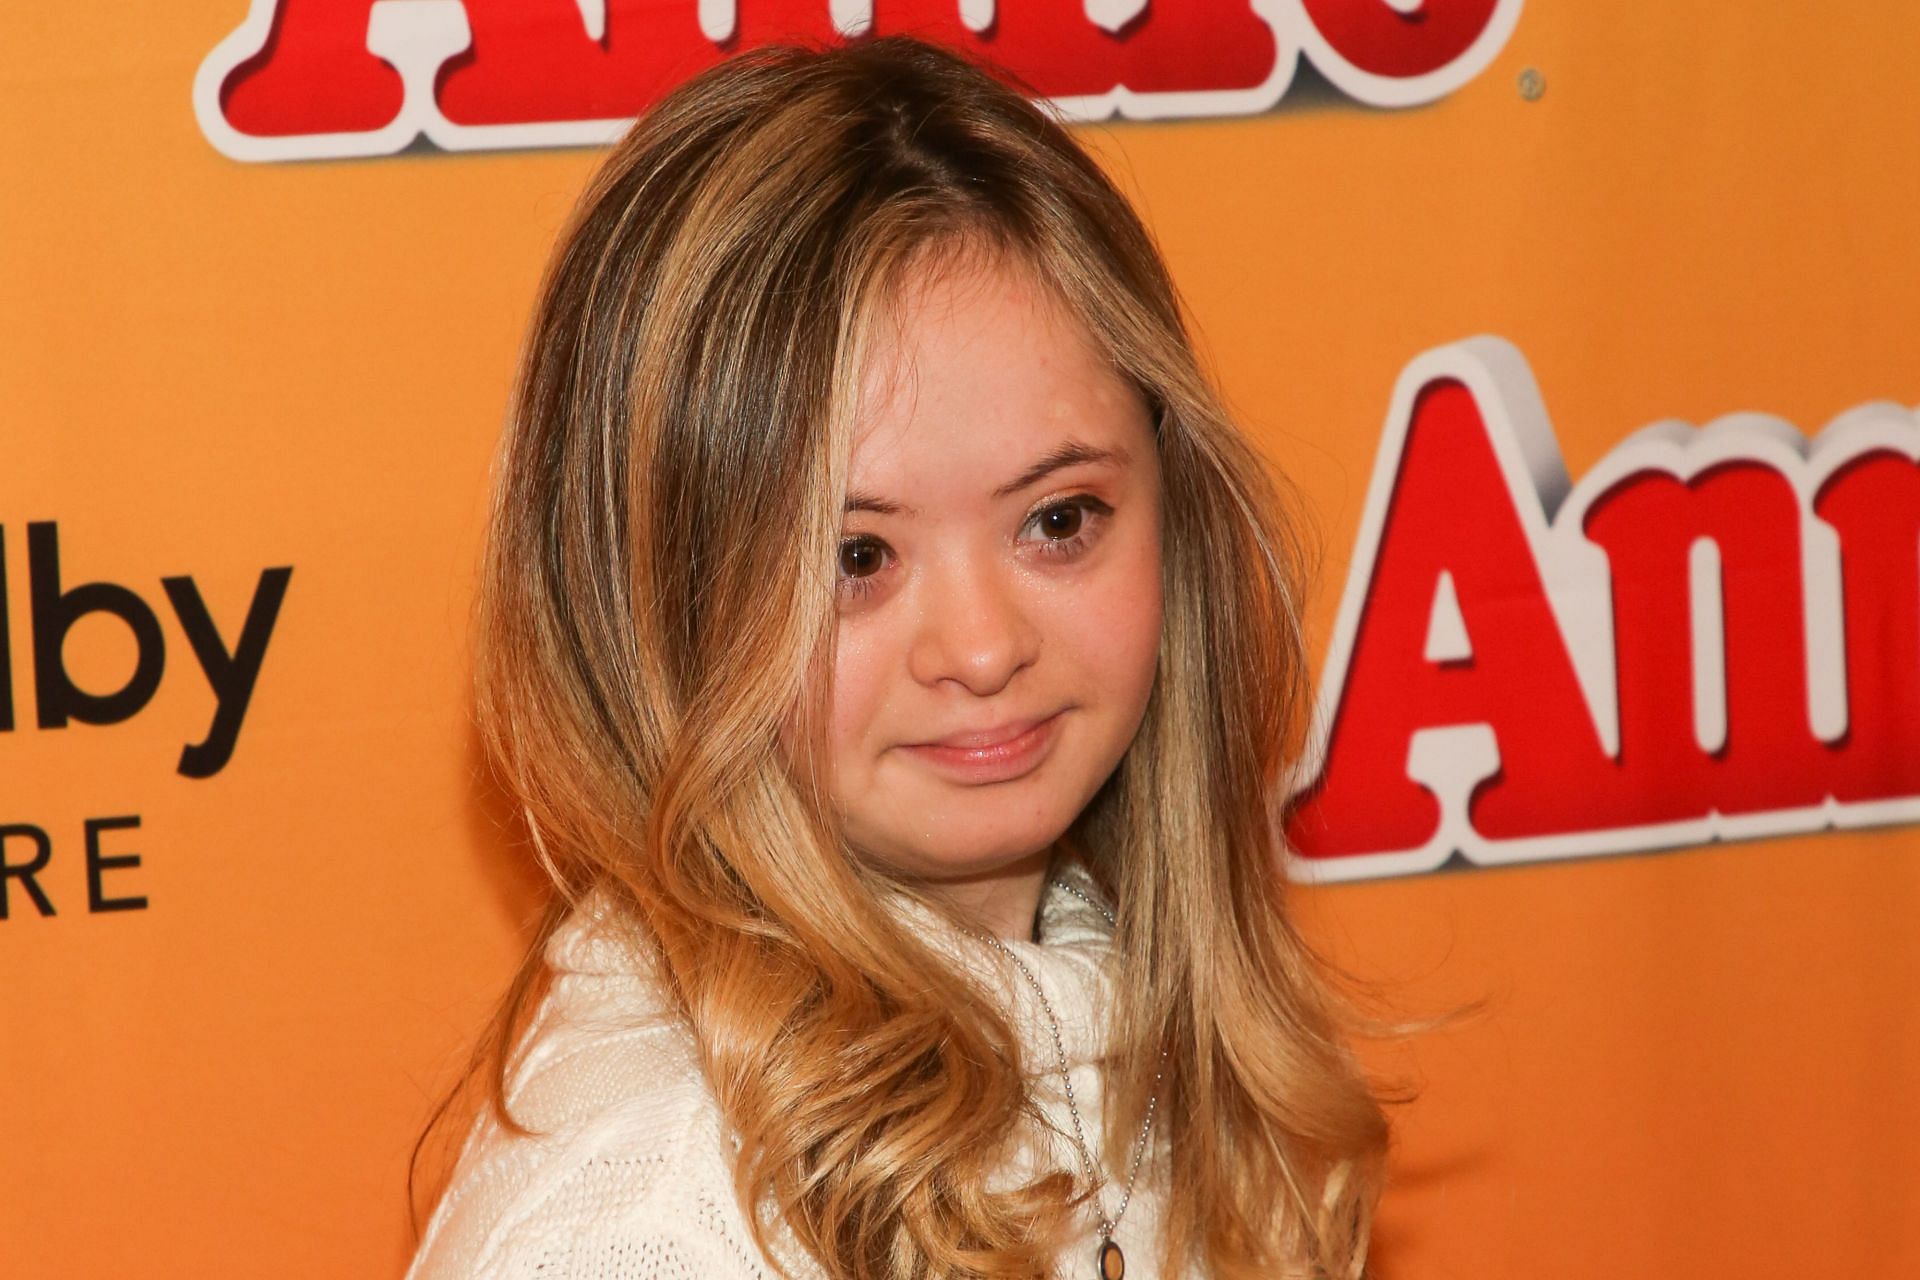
[
  {"x1": 898, "y1": 710, "x2": 1066, "y2": 784},
  {"x1": 911, "y1": 714, "x2": 1056, "y2": 750}
]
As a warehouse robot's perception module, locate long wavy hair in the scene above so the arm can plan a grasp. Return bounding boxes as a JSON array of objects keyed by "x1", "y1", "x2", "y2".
[{"x1": 413, "y1": 34, "x2": 1394, "y2": 1280}]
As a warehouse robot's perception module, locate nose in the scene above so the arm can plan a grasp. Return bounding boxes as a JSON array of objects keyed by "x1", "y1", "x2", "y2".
[{"x1": 906, "y1": 553, "x2": 1040, "y2": 696}]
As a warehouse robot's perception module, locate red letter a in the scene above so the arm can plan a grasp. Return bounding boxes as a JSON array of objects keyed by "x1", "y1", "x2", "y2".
[{"x1": 1286, "y1": 340, "x2": 1616, "y2": 879}]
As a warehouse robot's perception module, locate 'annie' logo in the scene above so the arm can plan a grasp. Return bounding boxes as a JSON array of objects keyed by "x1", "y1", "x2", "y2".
[
  {"x1": 195, "y1": 0, "x2": 1523, "y2": 162},
  {"x1": 1285, "y1": 337, "x2": 1920, "y2": 881}
]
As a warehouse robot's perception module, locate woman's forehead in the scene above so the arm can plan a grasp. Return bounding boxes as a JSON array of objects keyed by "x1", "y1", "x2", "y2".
[{"x1": 848, "y1": 251, "x2": 1137, "y2": 467}]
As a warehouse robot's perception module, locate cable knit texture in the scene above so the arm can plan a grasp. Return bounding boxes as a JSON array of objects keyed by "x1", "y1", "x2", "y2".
[{"x1": 407, "y1": 861, "x2": 1173, "y2": 1280}]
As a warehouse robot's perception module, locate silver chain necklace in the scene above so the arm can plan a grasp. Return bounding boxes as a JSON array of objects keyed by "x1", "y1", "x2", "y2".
[{"x1": 976, "y1": 877, "x2": 1163, "y2": 1280}]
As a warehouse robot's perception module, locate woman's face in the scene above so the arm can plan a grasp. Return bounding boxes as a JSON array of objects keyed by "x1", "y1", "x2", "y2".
[{"x1": 826, "y1": 249, "x2": 1163, "y2": 906}]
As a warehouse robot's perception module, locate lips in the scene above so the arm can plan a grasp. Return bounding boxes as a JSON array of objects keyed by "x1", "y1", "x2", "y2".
[
  {"x1": 898, "y1": 711, "x2": 1066, "y2": 785},
  {"x1": 912, "y1": 714, "x2": 1054, "y2": 749}
]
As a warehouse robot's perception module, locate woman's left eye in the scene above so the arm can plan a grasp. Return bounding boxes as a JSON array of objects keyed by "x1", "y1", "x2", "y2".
[{"x1": 1022, "y1": 495, "x2": 1112, "y2": 558}]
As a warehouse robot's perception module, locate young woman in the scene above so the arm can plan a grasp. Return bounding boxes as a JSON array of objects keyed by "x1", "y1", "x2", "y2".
[{"x1": 407, "y1": 34, "x2": 1390, "y2": 1280}]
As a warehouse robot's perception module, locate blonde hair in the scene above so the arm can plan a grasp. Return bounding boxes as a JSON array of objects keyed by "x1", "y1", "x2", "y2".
[{"x1": 414, "y1": 35, "x2": 1394, "y2": 1280}]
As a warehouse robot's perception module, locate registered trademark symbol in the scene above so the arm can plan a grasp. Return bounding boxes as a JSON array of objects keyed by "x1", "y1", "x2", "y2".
[{"x1": 1517, "y1": 67, "x2": 1545, "y2": 101}]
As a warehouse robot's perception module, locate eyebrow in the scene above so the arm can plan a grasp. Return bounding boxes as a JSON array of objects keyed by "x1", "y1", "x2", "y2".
[{"x1": 843, "y1": 440, "x2": 1131, "y2": 516}]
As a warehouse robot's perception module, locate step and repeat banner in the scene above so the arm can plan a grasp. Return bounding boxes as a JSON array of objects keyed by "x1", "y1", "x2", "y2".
[{"x1": 5, "y1": 2, "x2": 1916, "y2": 1276}]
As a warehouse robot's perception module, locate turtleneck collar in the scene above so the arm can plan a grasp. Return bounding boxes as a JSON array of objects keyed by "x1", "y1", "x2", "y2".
[
  {"x1": 546, "y1": 857, "x2": 1120, "y2": 1076},
  {"x1": 881, "y1": 855, "x2": 1118, "y2": 1076}
]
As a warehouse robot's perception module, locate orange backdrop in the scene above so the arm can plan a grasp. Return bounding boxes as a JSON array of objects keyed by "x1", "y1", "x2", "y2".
[{"x1": 4, "y1": 3, "x2": 1916, "y2": 1276}]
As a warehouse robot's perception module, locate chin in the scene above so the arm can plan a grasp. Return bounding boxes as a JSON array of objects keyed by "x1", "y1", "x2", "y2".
[
  {"x1": 869, "y1": 811, "x2": 1075, "y2": 882},
  {"x1": 918, "y1": 838, "x2": 1056, "y2": 879},
  {"x1": 841, "y1": 747, "x2": 1115, "y2": 880}
]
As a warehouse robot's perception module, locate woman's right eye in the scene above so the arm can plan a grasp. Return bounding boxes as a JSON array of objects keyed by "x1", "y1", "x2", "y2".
[{"x1": 836, "y1": 536, "x2": 889, "y2": 600}]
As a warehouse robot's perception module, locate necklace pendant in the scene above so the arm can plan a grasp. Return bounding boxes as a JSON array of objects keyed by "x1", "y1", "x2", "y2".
[{"x1": 1096, "y1": 1236, "x2": 1125, "y2": 1280}]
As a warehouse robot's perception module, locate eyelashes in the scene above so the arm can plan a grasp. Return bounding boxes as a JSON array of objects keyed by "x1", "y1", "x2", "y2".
[
  {"x1": 1019, "y1": 493, "x2": 1111, "y2": 563},
  {"x1": 835, "y1": 494, "x2": 1115, "y2": 603},
  {"x1": 833, "y1": 546, "x2": 884, "y2": 602}
]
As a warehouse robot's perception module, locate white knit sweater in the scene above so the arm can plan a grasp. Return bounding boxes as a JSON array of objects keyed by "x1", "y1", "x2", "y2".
[{"x1": 406, "y1": 863, "x2": 1174, "y2": 1280}]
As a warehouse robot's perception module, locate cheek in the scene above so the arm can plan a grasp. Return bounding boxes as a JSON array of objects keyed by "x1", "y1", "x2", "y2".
[
  {"x1": 827, "y1": 623, "x2": 893, "y2": 762},
  {"x1": 1067, "y1": 528, "x2": 1164, "y2": 701}
]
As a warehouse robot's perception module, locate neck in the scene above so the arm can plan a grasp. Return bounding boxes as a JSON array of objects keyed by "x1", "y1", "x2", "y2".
[{"x1": 919, "y1": 845, "x2": 1055, "y2": 941}]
